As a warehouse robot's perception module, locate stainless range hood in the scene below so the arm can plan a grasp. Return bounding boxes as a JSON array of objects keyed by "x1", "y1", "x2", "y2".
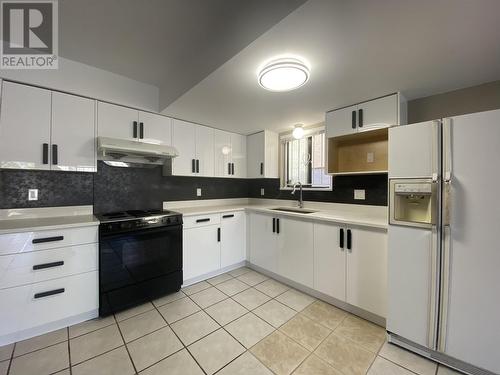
[{"x1": 97, "y1": 137, "x2": 179, "y2": 169}]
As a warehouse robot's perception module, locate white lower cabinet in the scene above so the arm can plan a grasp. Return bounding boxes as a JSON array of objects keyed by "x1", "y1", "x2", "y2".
[
  {"x1": 249, "y1": 213, "x2": 278, "y2": 273},
  {"x1": 220, "y1": 212, "x2": 246, "y2": 268},
  {"x1": 183, "y1": 225, "x2": 221, "y2": 280}
]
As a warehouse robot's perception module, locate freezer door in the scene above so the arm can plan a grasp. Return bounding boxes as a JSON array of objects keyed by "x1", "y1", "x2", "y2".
[
  {"x1": 387, "y1": 225, "x2": 439, "y2": 348},
  {"x1": 438, "y1": 110, "x2": 500, "y2": 374},
  {"x1": 389, "y1": 120, "x2": 440, "y2": 179}
]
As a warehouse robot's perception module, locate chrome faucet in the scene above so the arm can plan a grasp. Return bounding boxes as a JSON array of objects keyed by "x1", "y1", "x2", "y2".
[{"x1": 291, "y1": 182, "x2": 304, "y2": 208}]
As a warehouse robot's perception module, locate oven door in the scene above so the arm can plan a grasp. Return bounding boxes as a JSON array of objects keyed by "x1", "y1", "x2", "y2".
[{"x1": 99, "y1": 224, "x2": 182, "y2": 316}]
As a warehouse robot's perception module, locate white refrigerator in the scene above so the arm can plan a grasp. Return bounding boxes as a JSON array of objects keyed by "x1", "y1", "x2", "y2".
[{"x1": 387, "y1": 109, "x2": 500, "y2": 375}]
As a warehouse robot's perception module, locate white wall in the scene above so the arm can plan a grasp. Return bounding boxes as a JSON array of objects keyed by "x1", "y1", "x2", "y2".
[{"x1": 0, "y1": 57, "x2": 159, "y2": 111}]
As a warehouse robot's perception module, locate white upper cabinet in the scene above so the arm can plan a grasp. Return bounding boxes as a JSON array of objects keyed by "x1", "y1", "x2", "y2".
[
  {"x1": 326, "y1": 93, "x2": 406, "y2": 138},
  {"x1": 137, "y1": 111, "x2": 172, "y2": 145},
  {"x1": 0, "y1": 82, "x2": 52, "y2": 170},
  {"x1": 172, "y1": 119, "x2": 214, "y2": 177},
  {"x1": 231, "y1": 133, "x2": 247, "y2": 178},
  {"x1": 247, "y1": 130, "x2": 279, "y2": 178},
  {"x1": 97, "y1": 102, "x2": 138, "y2": 140},
  {"x1": 214, "y1": 130, "x2": 232, "y2": 177},
  {"x1": 51, "y1": 92, "x2": 96, "y2": 172}
]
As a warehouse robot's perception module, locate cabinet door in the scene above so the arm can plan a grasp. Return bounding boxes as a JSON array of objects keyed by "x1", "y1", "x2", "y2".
[
  {"x1": 195, "y1": 125, "x2": 214, "y2": 177},
  {"x1": 247, "y1": 132, "x2": 265, "y2": 178},
  {"x1": 277, "y1": 217, "x2": 314, "y2": 288},
  {"x1": 249, "y1": 213, "x2": 277, "y2": 272},
  {"x1": 172, "y1": 119, "x2": 196, "y2": 176},
  {"x1": 346, "y1": 227, "x2": 387, "y2": 317},
  {"x1": 138, "y1": 111, "x2": 172, "y2": 145},
  {"x1": 313, "y1": 223, "x2": 346, "y2": 301},
  {"x1": 326, "y1": 105, "x2": 357, "y2": 138},
  {"x1": 97, "y1": 102, "x2": 138, "y2": 140},
  {"x1": 220, "y1": 211, "x2": 246, "y2": 268},
  {"x1": 214, "y1": 130, "x2": 232, "y2": 177},
  {"x1": 0, "y1": 82, "x2": 51, "y2": 170},
  {"x1": 231, "y1": 133, "x2": 247, "y2": 178},
  {"x1": 359, "y1": 94, "x2": 398, "y2": 131},
  {"x1": 51, "y1": 92, "x2": 96, "y2": 172},
  {"x1": 264, "y1": 131, "x2": 279, "y2": 178},
  {"x1": 183, "y1": 226, "x2": 220, "y2": 280}
]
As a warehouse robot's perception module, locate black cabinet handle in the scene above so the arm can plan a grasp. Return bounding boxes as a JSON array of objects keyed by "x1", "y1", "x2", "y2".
[
  {"x1": 276, "y1": 218, "x2": 280, "y2": 234},
  {"x1": 42, "y1": 143, "x2": 49, "y2": 164},
  {"x1": 217, "y1": 227, "x2": 221, "y2": 242},
  {"x1": 139, "y1": 122, "x2": 144, "y2": 139},
  {"x1": 52, "y1": 144, "x2": 58, "y2": 165},
  {"x1": 272, "y1": 218, "x2": 276, "y2": 233},
  {"x1": 34, "y1": 288, "x2": 65, "y2": 299},
  {"x1": 196, "y1": 159, "x2": 200, "y2": 173},
  {"x1": 231, "y1": 163, "x2": 235, "y2": 175},
  {"x1": 351, "y1": 110, "x2": 357, "y2": 129},
  {"x1": 133, "y1": 121, "x2": 138, "y2": 138},
  {"x1": 33, "y1": 261, "x2": 64, "y2": 270},
  {"x1": 196, "y1": 218, "x2": 210, "y2": 223},
  {"x1": 340, "y1": 228, "x2": 344, "y2": 249},
  {"x1": 358, "y1": 109, "x2": 363, "y2": 128},
  {"x1": 260, "y1": 162, "x2": 264, "y2": 175},
  {"x1": 228, "y1": 162, "x2": 231, "y2": 175},
  {"x1": 32, "y1": 236, "x2": 64, "y2": 244},
  {"x1": 347, "y1": 229, "x2": 352, "y2": 250},
  {"x1": 222, "y1": 214, "x2": 234, "y2": 219},
  {"x1": 192, "y1": 159, "x2": 196, "y2": 173}
]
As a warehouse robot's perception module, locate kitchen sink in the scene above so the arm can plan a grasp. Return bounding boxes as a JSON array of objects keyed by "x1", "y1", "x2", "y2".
[{"x1": 270, "y1": 207, "x2": 317, "y2": 214}]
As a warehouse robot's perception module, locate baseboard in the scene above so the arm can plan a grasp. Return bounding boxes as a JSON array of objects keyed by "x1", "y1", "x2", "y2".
[{"x1": 182, "y1": 261, "x2": 247, "y2": 287}]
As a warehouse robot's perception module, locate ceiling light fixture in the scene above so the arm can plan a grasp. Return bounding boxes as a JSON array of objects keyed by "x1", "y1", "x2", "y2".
[
  {"x1": 258, "y1": 57, "x2": 310, "y2": 92},
  {"x1": 292, "y1": 124, "x2": 305, "y2": 139}
]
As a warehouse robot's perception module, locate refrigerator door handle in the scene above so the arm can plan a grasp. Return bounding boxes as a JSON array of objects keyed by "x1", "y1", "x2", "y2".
[
  {"x1": 438, "y1": 224, "x2": 451, "y2": 352},
  {"x1": 428, "y1": 223, "x2": 440, "y2": 349},
  {"x1": 443, "y1": 118, "x2": 453, "y2": 182},
  {"x1": 431, "y1": 120, "x2": 441, "y2": 182}
]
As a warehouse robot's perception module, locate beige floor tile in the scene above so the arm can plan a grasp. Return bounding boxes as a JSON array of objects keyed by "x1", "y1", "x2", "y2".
[
  {"x1": 217, "y1": 351, "x2": 273, "y2": 375},
  {"x1": 118, "y1": 309, "x2": 167, "y2": 343},
  {"x1": 71, "y1": 346, "x2": 135, "y2": 375},
  {"x1": 334, "y1": 315, "x2": 386, "y2": 353},
  {"x1": 301, "y1": 301, "x2": 347, "y2": 330},
  {"x1": 158, "y1": 297, "x2": 200, "y2": 323},
  {"x1": 53, "y1": 369, "x2": 70, "y2": 375},
  {"x1": 207, "y1": 273, "x2": 233, "y2": 286},
  {"x1": 315, "y1": 333, "x2": 375, "y2": 375},
  {"x1": 190, "y1": 287, "x2": 227, "y2": 308},
  {"x1": 237, "y1": 271, "x2": 269, "y2": 286},
  {"x1": 70, "y1": 324, "x2": 123, "y2": 364},
  {"x1": 139, "y1": 349, "x2": 204, "y2": 375},
  {"x1": 253, "y1": 300, "x2": 297, "y2": 328},
  {"x1": 14, "y1": 328, "x2": 67, "y2": 357},
  {"x1": 170, "y1": 311, "x2": 219, "y2": 345},
  {"x1": 254, "y1": 278, "x2": 289, "y2": 297},
  {"x1": 216, "y1": 278, "x2": 250, "y2": 296},
  {"x1": 232, "y1": 287, "x2": 271, "y2": 310},
  {"x1": 69, "y1": 316, "x2": 116, "y2": 338},
  {"x1": 188, "y1": 329, "x2": 245, "y2": 375},
  {"x1": 9, "y1": 341, "x2": 68, "y2": 375},
  {"x1": 114, "y1": 302, "x2": 155, "y2": 322},
  {"x1": 225, "y1": 313, "x2": 275, "y2": 349},
  {"x1": 205, "y1": 298, "x2": 248, "y2": 325},
  {"x1": 293, "y1": 354, "x2": 342, "y2": 375},
  {"x1": 152, "y1": 290, "x2": 185, "y2": 307},
  {"x1": 379, "y1": 342, "x2": 437, "y2": 375},
  {"x1": 437, "y1": 365, "x2": 463, "y2": 374},
  {"x1": 368, "y1": 357, "x2": 414, "y2": 375},
  {"x1": 276, "y1": 289, "x2": 316, "y2": 311},
  {"x1": 182, "y1": 281, "x2": 211, "y2": 295},
  {"x1": 0, "y1": 344, "x2": 13, "y2": 362},
  {"x1": 251, "y1": 331, "x2": 309, "y2": 375},
  {"x1": 0, "y1": 361, "x2": 9, "y2": 375},
  {"x1": 127, "y1": 326, "x2": 183, "y2": 371},
  {"x1": 280, "y1": 314, "x2": 331, "y2": 351},
  {"x1": 228, "y1": 267, "x2": 252, "y2": 277}
]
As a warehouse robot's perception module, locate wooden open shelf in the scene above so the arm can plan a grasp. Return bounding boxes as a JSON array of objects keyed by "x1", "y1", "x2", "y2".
[{"x1": 327, "y1": 128, "x2": 388, "y2": 175}]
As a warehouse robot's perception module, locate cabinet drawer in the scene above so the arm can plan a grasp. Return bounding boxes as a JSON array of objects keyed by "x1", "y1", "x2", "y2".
[
  {"x1": 0, "y1": 226, "x2": 98, "y2": 256},
  {"x1": 0, "y1": 243, "x2": 97, "y2": 289},
  {"x1": 0, "y1": 271, "x2": 98, "y2": 341},
  {"x1": 183, "y1": 214, "x2": 220, "y2": 229}
]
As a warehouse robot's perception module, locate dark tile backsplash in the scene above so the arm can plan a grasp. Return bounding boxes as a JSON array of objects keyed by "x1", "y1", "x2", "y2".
[{"x1": 0, "y1": 162, "x2": 386, "y2": 211}]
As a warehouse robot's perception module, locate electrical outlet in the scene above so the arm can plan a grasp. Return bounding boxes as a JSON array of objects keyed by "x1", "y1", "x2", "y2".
[
  {"x1": 367, "y1": 152, "x2": 374, "y2": 163},
  {"x1": 260, "y1": 188, "x2": 265, "y2": 196},
  {"x1": 28, "y1": 189, "x2": 38, "y2": 201},
  {"x1": 354, "y1": 189, "x2": 365, "y2": 200},
  {"x1": 196, "y1": 188, "x2": 202, "y2": 197}
]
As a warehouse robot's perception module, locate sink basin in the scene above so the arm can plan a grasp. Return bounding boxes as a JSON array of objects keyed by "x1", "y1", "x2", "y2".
[{"x1": 271, "y1": 207, "x2": 317, "y2": 214}]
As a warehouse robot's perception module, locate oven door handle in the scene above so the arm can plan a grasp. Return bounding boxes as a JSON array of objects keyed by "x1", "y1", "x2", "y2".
[{"x1": 99, "y1": 224, "x2": 182, "y2": 239}]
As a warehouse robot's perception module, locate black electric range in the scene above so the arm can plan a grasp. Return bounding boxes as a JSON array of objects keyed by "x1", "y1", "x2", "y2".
[{"x1": 97, "y1": 209, "x2": 183, "y2": 316}]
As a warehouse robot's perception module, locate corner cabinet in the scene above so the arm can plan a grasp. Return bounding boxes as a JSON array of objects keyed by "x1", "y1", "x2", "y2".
[
  {"x1": 214, "y1": 130, "x2": 247, "y2": 178},
  {"x1": 0, "y1": 81, "x2": 96, "y2": 172},
  {"x1": 247, "y1": 130, "x2": 279, "y2": 178}
]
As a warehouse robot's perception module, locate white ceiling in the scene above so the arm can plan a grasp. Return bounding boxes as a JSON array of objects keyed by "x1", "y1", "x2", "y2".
[
  {"x1": 59, "y1": 0, "x2": 305, "y2": 110},
  {"x1": 164, "y1": 0, "x2": 500, "y2": 134}
]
